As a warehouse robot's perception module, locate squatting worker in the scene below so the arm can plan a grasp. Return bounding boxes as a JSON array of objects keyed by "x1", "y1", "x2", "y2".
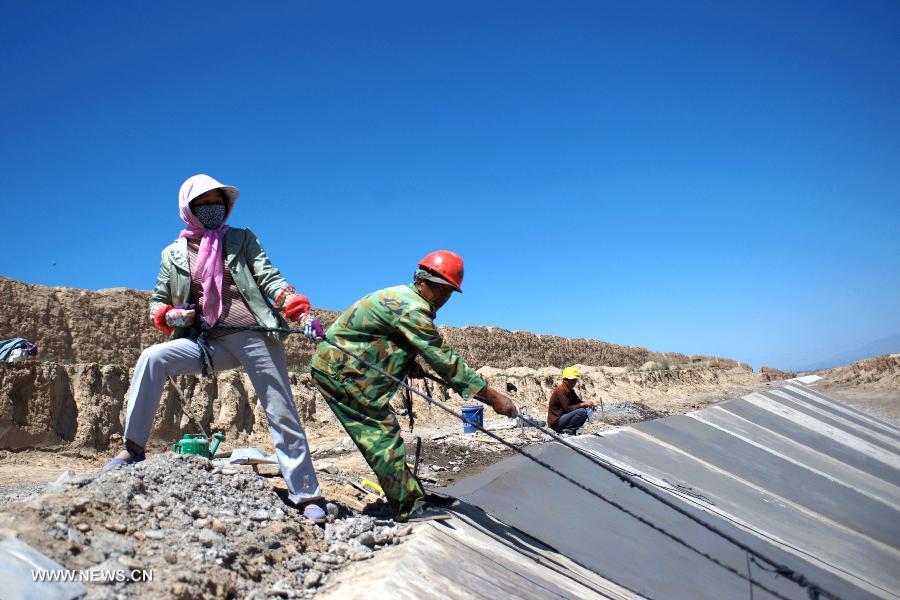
[
  {"x1": 310, "y1": 251, "x2": 519, "y2": 522},
  {"x1": 547, "y1": 367, "x2": 597, "y2": 435},
  {"x1": 105, "y1": 174, "x2": 328, "y2": 523}
]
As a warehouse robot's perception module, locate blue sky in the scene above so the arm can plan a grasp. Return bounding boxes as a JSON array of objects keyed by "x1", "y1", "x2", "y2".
[{"x1": 1, "y1": 1, "x2": 898, "y2": 370}]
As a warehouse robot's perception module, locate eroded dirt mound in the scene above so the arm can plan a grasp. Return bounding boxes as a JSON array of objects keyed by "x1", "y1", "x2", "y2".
[
  {"x1": 0, "y1": 276, "x2": 338, "y2": 369},
  {"x1": 813, "y1": 355, "x2": 900, "y2": 425},
  {"x1": 759, "y1": 366, "x2": 797, "y2": 382},
  {"x1": 0, "y1": 454, "x2": 411, "y2": 599},
  {"x1": 476, "y1": 363, "x2": 757, "y2": 418},
  {"x1": 0, "y1": 276, "x2": 738, "y2": 370},
  {"x1": 0, "y1": 361, "x2": 320, "y2": 451},
  {"x1": 1, "y1": 357, "x2": 760, "y2": 454},
  {"x1": 820, "y1": 354, "x2": 900, "y2": 388}
]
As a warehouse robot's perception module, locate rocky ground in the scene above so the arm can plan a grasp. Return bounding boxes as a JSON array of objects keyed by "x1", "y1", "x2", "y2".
[
  {"x1": 0, "y1": 454, "x2": 413, "y2": 599},
  {"x1": 0, "y1": 363, "x2": 754, "y2": 599}
]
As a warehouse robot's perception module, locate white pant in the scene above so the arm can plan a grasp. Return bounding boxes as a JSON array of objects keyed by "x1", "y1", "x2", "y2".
[{"x1": 124, "y1": 331, "x2": 320, "y2": 502}]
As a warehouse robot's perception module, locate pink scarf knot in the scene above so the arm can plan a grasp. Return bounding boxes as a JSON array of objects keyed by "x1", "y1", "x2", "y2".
[{"x1": 179, "y1": 224, "x2": 229, "y2": 326}]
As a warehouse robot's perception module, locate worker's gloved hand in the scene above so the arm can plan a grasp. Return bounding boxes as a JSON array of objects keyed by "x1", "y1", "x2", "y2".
[
  {"x1": 479, "y1": 386, "x2": 519, "y2": 418},
  {"x1": 300, "y1": 313, "x2": 325, "y2": 340},
  {"x1": 284, "y1": 293, "x2": 311, "y2": 322},
  {"x1": 165, "y1": 307, "x2": 196, "y2": 328},
  {"x1": 151, "y1": 305, "x2": 175, "y2": 335}
]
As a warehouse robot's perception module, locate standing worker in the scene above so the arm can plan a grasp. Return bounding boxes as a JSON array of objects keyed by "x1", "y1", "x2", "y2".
[
  {"x1": 547, "y1": 367, "x2": 597, "y2": 435},
  {"x1": 105, "y1": 174, "x2": 327, "y2": 523},
  {"x1": 310, "y1": 251, "x2": 518, "y2": 522}
]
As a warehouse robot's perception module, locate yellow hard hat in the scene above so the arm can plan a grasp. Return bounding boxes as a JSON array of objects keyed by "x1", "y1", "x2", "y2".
[{"x1": 562, "y1": 367, "x2": 581, "y2": 380}]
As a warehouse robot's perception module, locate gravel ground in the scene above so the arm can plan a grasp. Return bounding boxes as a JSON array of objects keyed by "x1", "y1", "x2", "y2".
[
  {"x1": 0, "y1": 480, "x2": 47, "y2": 508},
  {"x1": 0, "y1": 454, "x2": 412, "y2": 599}
]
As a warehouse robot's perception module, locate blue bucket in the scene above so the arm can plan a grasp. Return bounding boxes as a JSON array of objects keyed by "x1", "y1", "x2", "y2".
[{"x1": 461, "y1": 404, "x2": 484, "y2": 433}]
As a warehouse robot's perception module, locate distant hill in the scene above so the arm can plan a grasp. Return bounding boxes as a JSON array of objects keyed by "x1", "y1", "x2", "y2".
[{"x1": 802, "y1": 333, "x2": 900, "y2": 372}]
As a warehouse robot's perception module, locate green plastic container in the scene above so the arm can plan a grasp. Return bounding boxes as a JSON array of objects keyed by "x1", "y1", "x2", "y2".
[{"x1": 171, "y1": 432, "x2": 224, "y2": 459}]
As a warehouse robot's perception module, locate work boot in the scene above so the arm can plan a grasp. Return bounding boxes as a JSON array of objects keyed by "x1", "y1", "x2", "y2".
[
  {"x1": 423, "y1": 492, "x2": 458, "y2": 508},
  {"x1": 404, "y1": 504, "x2": 452, "y2": 523},
  {"x1": 301, "y1": 501, "x2": 327, "y2": 525},
  {"x1": 103, "y1": 446, "x2": 146, "y2": 470}
]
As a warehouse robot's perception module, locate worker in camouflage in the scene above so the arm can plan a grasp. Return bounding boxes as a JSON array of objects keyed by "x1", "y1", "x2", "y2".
[{"x1": 311, "y1": 251, "x2": 518, "y2": 521}]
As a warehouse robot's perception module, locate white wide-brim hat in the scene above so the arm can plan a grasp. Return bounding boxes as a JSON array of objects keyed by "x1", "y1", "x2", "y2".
[{"x1": 179, "y1": 174, "x2": 240, "y2": 205}]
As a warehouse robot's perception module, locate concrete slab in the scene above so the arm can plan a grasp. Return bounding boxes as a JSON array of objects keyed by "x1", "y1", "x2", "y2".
[
  {"x1": 690, "y1": 406, "x2": 900, "y2": 510},
  {"x1": 791, "y1": 375, "x2": 823, "y2": 384},
  {"x1": 782, "y1": 385, "x2": 900, "y2": 440},
  {"x1": 571, "y1": 432, "x2": 899, "y2": 598},
  {"x1": 449, "y1": 446, "x2": 806, "y2": 599},
  {"x1": 798, "y1": 385, "x2": 900, "y2": 434},
  {"x1": 318, "y1": 504, "x2": 638, "y2": 600},
  {"x1": 634, "y1": 415, "x2": 900, "y2": 548},
  {"x1": 760, "y1": 390, "x2": 900, "y2": 453},
  {"x1": 325, "y1": 384, "x2": 900, "y2": 599},
  {"x1": 720, "y1": 398, "x2": 900, "y2": 483},
  {"x1": 446, "y1": 385, "x2": 900, "y2": 599}
]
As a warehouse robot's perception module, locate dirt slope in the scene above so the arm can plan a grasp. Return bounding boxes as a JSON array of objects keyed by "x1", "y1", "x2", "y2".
[
  {"x1": 813, "y1": 354, "x2": 900, "y2": 425},
  {"x1": 0, "y1": 275, "x2": 760, "y2": 453},
  {"x1": 0, "y1": 276, "x2": 739, "y2": 370}
]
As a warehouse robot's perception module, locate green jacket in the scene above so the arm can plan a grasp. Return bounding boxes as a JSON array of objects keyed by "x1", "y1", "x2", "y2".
[
  {"x1": 311, "y1": 284, "x2": 486, "y2": 405},
  {"x1": 149, "y1": 228, "x2": 291, "y2": 341}
]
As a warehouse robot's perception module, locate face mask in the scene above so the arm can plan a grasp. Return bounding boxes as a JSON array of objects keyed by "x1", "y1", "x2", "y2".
[{"x1": 193, "y1": 203, "x2": 226, "y2": 229}]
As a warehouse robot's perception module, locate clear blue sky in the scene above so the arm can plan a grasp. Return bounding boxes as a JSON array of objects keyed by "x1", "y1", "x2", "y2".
[{"x1": 2, "y1": 1, "x2": 898, "y2": 370}]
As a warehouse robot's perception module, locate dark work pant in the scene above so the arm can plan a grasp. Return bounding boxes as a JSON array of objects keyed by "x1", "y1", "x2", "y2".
[{"x1": 557, "y1": 407, "x2": 589, "y2": 433}]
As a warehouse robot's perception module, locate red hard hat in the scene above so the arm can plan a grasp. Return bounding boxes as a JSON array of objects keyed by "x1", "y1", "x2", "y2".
[{"x1": 418, "y1": 250, "x2": 464, "y2": 292}]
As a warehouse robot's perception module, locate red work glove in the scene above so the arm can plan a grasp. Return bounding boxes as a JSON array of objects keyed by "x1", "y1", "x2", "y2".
[
  {"x1": 284, "y1": 293, "x2": 311, "y2": 322},
  {"x1": 150, "y1": 305, "x2": 175, "y2": 335}
]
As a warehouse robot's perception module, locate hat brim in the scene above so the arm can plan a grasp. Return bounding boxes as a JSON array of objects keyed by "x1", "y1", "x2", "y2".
[
  {"x1": 217, "y1": 186, "x2": 239, "y2": 202},
  {"x1": 416, "y1": 269, "x2": 462, "y2": 293}
]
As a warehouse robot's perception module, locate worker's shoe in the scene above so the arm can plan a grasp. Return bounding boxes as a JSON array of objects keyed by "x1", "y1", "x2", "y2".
[
  {"x1": 102, "y1": 449, "x2": 146, "y2": 471},
  {"x1": 423, "y1": 492, "x2": 458, "y2": 508},
  {"x1": 301, "y1": 502, "x2": 327, "y2": 524},
  {"x1": 404, "y1": 504, "x2": 452, "y2": 523}
]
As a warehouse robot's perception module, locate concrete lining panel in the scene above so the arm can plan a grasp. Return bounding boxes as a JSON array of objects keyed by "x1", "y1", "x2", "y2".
[
  {"x1": 781, "y1": 386, "x2": 900, "y2": 440},
  {"x1": 690, "y1": 406, "x2": 900, "y2": 509},
  {"x1": 572, "y1": 433, "x2": 900, "y2": 597},
  {"x1": 762, "y1": 390, "x2": 900, "y2": 453},
  {"x1": 717, "y1": 399, "x2": 900, "y2": 486},
  {"x1": 742, "y1": 394, "x2": 900, "y2": 471},
  {"x1": 790, "y1": 385, "x2": 900, "y2": 435},
  {"x1": 449, "y1": 446, "x2": 847, "y2": 599},
  {"x1": 632, "y1": 416, "x2": 900, "y2": 548}
]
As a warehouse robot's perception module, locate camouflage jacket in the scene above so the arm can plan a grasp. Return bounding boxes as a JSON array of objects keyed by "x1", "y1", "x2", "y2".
[{"x1": 311, "y1": 284, "x2": 486, "y2": 404}]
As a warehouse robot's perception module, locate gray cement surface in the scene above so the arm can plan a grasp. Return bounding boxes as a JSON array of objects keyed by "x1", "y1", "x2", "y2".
[
  {"x1": 718, "y1": 399, "x2": 900, "y2": 485},
  {"x1": 447, "y1": 384, "x2": 900, "y2": 599}
]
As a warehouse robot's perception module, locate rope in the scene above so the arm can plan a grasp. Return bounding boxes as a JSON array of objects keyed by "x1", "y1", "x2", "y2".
[{"x1": 205, "y1": 321, "x2": 840, "y2": 600}]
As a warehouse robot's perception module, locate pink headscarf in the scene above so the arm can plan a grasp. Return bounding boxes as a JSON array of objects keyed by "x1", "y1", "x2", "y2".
[{"x1": 177, "y1": 174, "x2": 238, "y2": 326}]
